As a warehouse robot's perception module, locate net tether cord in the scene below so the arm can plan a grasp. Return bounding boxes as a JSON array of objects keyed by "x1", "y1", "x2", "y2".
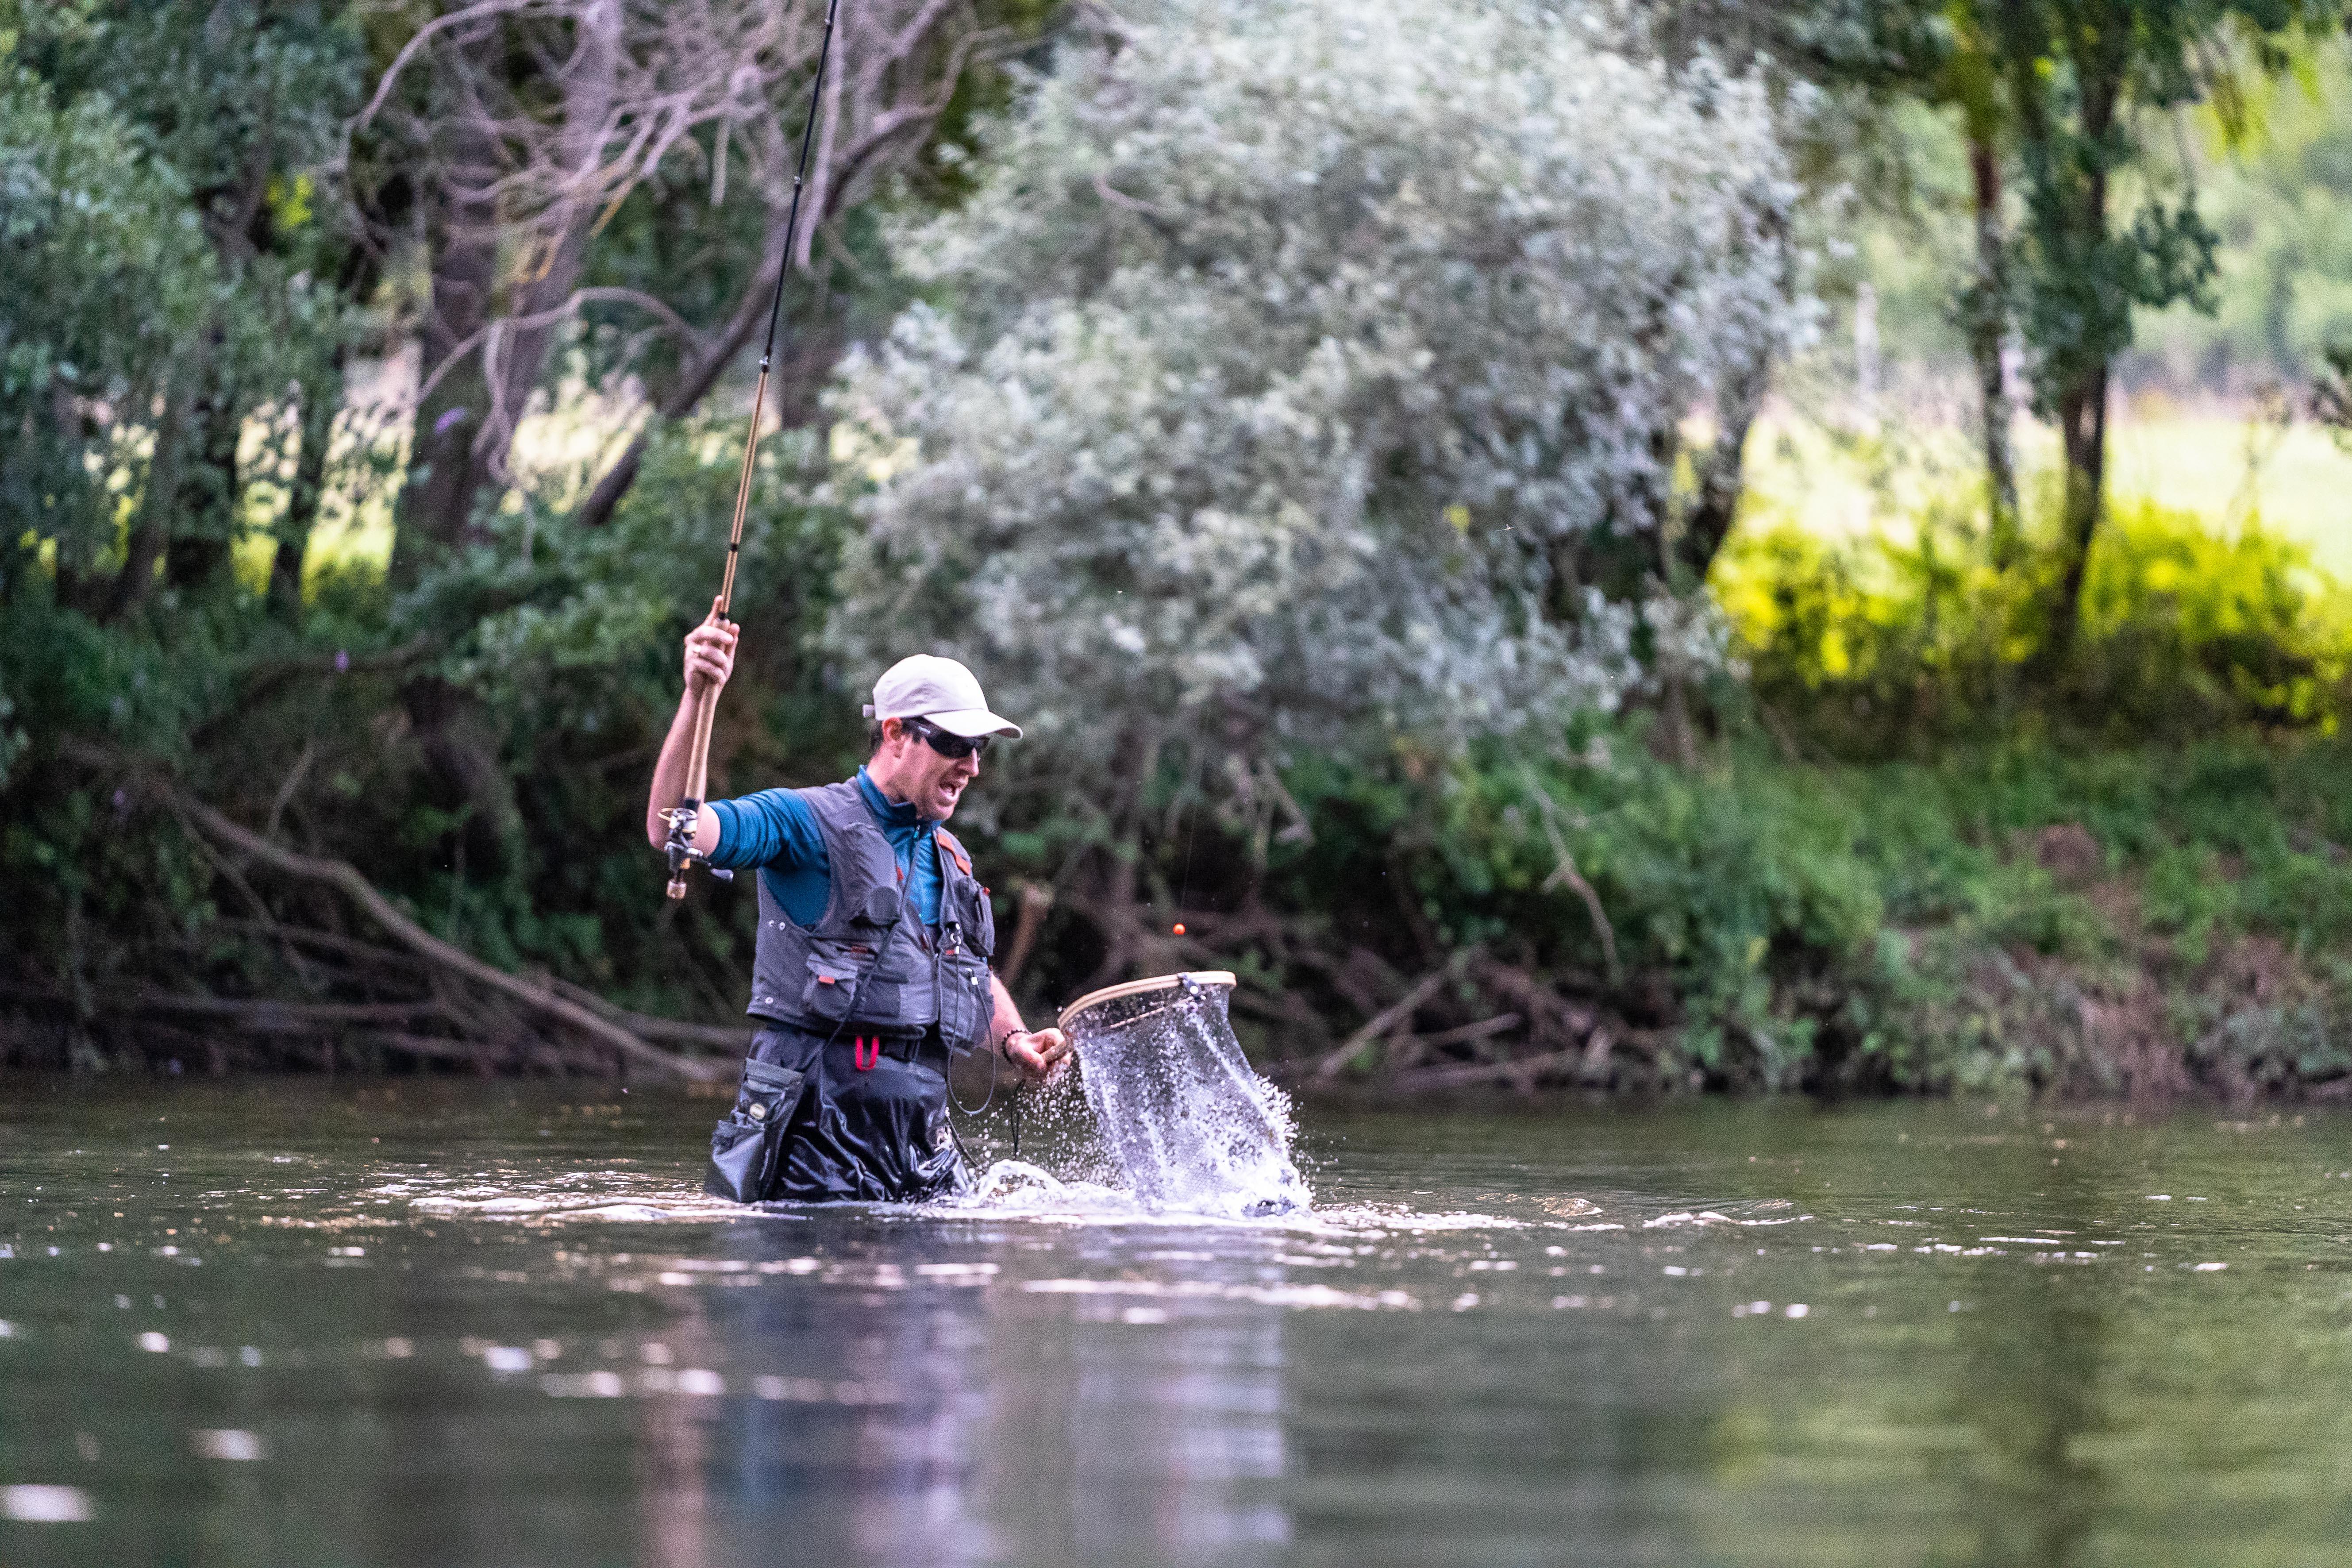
[{"x1": 664, "y1": 0, "x2": 844, "y2": 900}]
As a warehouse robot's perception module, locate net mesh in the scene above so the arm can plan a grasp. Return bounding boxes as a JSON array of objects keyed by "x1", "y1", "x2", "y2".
[{"x1": 1061, "y1": 976, "x2": 1310, "y2": 1216}]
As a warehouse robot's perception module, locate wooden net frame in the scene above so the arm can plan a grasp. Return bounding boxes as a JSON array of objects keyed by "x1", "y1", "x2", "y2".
[{"x1": 1055, "y1": 971, "x2": 1236, "y2": 1036}]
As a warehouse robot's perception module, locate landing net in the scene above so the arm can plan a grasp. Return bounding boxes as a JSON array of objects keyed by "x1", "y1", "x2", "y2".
[{"x1": 1056, "y1": 972, "x2": 1310, "y2": 1217}]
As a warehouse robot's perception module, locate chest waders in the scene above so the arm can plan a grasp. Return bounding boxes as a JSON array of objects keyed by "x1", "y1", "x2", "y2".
[{"x1": 704, "y1": 782, "x2": 997, "y2": 1204}]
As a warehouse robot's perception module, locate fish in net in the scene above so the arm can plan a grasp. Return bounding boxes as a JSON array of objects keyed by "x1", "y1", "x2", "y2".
[{"x1": 1055, "y1": 972, "x2": 1310, "y2": 1217}]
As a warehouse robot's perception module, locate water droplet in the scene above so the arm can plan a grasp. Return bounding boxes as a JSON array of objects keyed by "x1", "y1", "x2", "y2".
[
  {"x1": 192, "y1": 1430, "x2": 264, "y2": 1462},
  {"x1": 2, "y1": 1485, "x2": 93, "y2": 1522}
]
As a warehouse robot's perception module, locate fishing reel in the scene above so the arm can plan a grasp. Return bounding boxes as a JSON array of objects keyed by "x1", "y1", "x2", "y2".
[{"x1": 661, "y1": 799, "x2": 733, "y2": 901}]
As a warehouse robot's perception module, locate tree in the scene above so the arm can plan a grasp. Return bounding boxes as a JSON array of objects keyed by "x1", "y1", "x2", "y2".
[
  {"x1": 827, "y1": 0, "x2": 1807, "y2": 898},
  {"x1": 357, "y1": 0, "x2": 1034, "y2": 577},
  {"x1": 3, "y1": 0, "x2": 366, "y2": 623},
  {"x1": 1990, "y1": 0, "x2": 2336, "y2": 660},
  {"x1": 0, "y1": 29, "x2": 210, "y2": 612}
]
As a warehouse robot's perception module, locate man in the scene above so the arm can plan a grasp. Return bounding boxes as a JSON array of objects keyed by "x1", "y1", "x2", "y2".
[{"x1": 646, "y1": 601, "x2": 1070, "y2": 1203}]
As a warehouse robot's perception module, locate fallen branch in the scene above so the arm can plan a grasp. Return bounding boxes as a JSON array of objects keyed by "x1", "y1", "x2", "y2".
[
  {"x1": 127, "y1": 993, "x2": 465, "y2": 1032},
  {"x1": 544, "y1": 976, "x2": 747, "y2": 1052},
  {"x1": 1468, "y1": 957, "x2": 1600, "y2": 1048},
  {"x1": 1395, "y1": 1013, "x2": 1523, "y2": 1051},
  {"x1": 1314, "y1": 964, "x2": 1455, "y2": 1080},
  {"x1": 1385, "y1": 1012, "x2": 1521, "y2": 1071},
  {"x1": 363, "y1": 1030, "x2": 508, "y2": 1070},
  {"x1": 1578, "y1": 1027, "x2": 1615, "y2": 1085},
  {"x1": 1392, "y1": 1047, "x2": 1585, "y2": 1094},
  {"x1": 1518, "y1": 763, "x2": 1621, "y2": 983},
  {"x1": 145, "y1": 779, "x2": 724, "y2": 1083}
]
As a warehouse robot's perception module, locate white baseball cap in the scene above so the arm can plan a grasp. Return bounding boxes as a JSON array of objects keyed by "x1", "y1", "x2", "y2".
[{"x1": 862, "y1": 654, "x2": 1023, "y2": 740}]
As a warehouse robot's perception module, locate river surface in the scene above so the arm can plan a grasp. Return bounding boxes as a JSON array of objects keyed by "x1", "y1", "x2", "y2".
[{"x1": 5, "y1": 1079, "x2": 2352, "y2": 1567}]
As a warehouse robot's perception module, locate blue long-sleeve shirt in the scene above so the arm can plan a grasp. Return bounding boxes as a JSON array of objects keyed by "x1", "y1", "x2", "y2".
[{"x1": 707, "y1": 768, "x2": 942, "y2": 928}]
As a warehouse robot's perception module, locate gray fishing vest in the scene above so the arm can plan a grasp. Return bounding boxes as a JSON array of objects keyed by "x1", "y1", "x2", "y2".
[{"x1": 746, "y1": 781, "x2": 997, "y2": 1056}]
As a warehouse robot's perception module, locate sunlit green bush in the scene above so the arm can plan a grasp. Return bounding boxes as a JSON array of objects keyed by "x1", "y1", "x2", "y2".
[{"x1": 1713, "y1": 485, "x2": 2352, "y2": 754}]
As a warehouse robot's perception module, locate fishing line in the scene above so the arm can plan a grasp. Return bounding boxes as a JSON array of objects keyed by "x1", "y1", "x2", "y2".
[{"x1": 1174, "y1": 746, "x2": 1205, "y2": 926}]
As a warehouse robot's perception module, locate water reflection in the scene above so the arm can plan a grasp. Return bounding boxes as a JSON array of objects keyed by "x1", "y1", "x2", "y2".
[
  {"x1": 1063, "y1": 1315, "x2": 1288, "y2": 1563},
  {"x1": 12, "y1": 1086, "x2": 2352, "y2": 1568},
  {"x1": 597, "y1": 1220, "x2": 1295, "y2": 1568},
  {"x1": 1948, "y1": 1294, "x2": 2107, "y2": 1568},
  {"x1": 1939, "y1": 1137, "x2": 2113, "y2": 1568}
]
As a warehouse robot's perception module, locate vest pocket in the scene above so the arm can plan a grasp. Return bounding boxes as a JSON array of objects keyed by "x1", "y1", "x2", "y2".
[
  {"x1": 952, "y1": 881, "x2": 997, "y2": 961},
  {"x1": 800, "y1": 950, "x2": 862, "y2": 1023},
  {"x1": 935, "y1": 949, "x2": 993, "y2": 1056},
  {"x1": 704, "y1": 1058, "x2": 805, "y2": 1203}
]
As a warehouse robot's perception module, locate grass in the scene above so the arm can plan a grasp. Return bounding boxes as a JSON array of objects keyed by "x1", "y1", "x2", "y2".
[{"x1": 1741, "y1": 398, "x2": 2352, "y2": 575}]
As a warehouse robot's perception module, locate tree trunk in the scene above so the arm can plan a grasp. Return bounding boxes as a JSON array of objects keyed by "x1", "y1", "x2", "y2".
[
  {"x1": 479, "y1": 3, "x2": 620, "y2": 486},
  {"x1": 396, "y1": 10, "x2": 625, "y2": 573},
  {"x1": 165, "y1": 354, "x2": 244, "y2": 594},
  {"x1": 2048, "y1": 358, "x2": 2107, "y2": 663},
  {"x1": 272, "y1": 350, "x2": 346, "y2": 622},
  {"x1": 1673, "y1": 358, "x2": 1769, "y2": 586},
  {"x1": 570, "y1": 301, "x2": 838, "y2": 530},
  {"x1": 105, "y1": 378, "x2": 192, "y2": 624},
  {"x1": 393, "y1": 92, "x2": 503, "y2": 587},
  {"x1": 1968, "y1": 135, "x2": 2021, "y2": 566}
]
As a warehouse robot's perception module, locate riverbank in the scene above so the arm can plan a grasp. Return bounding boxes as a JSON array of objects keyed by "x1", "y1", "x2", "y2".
[
  {"x1": 9, "y1": 730, "x2": 2349, "y2": 1105},
  {"x1": 1188, "y1": 732, "x2": 2351, "y2": 1103},
  {"x1": 7, "y1": 441, "x2": 2348, "y2": 1101}
]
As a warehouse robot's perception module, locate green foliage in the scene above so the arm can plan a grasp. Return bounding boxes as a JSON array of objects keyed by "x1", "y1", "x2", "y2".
[
  {"x1": 1714, "y1": 479, "x2": 2352, "y2": 753},
  {"x1": 0, "y1": 412, "x2": 855, "y2": 1036},
  {"x1": 1252, "y1": 730, "x2": 2352, "y2": 1094},
  {"x1": 0, "y1": 34, "x2": 212, "y2": 563},
  {"x1": 1, "y1": 0, "x2": 364, "y2": 600},
  {"x1": 9, "y1": 0, "x2": 2352, "y2": 1108}
]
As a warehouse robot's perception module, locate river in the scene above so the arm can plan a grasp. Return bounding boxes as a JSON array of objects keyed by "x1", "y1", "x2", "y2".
[{"x1": 4, "y1": 1079, "x2": 2351, "y2": 1566}]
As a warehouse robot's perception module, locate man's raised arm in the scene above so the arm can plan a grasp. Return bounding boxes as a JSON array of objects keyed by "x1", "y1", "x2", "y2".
[{"x1": 645, "y1": 597, "x2": 737, "y2": 853}]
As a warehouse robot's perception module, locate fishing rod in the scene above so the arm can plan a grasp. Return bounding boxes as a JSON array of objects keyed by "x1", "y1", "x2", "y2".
[{"x1": 664, "y1": 0, "x2": 843, "y2": 902}]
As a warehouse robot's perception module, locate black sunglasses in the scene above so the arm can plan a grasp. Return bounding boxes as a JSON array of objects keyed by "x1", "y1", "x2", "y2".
[{"x1": 903, "y1": 717, "x2": 990, "y2": 759}]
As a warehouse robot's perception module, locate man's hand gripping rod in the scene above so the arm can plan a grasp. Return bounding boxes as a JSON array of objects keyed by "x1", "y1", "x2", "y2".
[{"x1": 663, "y1": 0, "x2": 843, "y2": 901}]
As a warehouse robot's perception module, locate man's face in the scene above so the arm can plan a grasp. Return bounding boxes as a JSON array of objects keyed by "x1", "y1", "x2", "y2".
[{"x1": 886, "y1": 720, "x2": 982, "y2": 821}]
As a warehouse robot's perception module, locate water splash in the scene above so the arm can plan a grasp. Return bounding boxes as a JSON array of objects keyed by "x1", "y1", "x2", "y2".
[{"x1": 1048, "y1": 977, "x2": 1312, "y2": 1218}]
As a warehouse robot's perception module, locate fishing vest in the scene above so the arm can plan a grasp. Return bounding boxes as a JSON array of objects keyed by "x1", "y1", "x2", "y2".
[{"x1": 746, "y1": 780, "x2": 996, "y2": 1056}]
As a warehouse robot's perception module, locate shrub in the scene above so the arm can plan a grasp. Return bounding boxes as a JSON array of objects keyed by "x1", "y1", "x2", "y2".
[{"x1": 1713, "y1": 483, "x2": 2352, "y2": 755}]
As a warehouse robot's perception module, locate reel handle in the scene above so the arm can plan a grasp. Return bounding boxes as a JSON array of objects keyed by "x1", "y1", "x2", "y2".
[{"x1": 664, "y1": 684, "x2": 723, "y2": 900}]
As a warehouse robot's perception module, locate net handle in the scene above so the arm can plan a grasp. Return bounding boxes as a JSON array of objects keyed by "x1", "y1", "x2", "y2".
[{"x1": 1056, "y1": 971, "x2": 1236, "y2": 1034}]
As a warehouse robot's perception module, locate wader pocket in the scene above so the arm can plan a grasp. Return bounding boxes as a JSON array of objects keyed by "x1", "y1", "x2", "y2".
[{"x1": 703, "y1": 1058, "x2": 805, "y2": 1203}]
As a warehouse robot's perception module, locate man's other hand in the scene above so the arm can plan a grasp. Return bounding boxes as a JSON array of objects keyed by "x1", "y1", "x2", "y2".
[
  {"x1": 1004, "y1": 1026, "x2": 1070, "y2": 1079},
  {"x1": 684, "y1": 597, "x2": 737, "y2": 697}
]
